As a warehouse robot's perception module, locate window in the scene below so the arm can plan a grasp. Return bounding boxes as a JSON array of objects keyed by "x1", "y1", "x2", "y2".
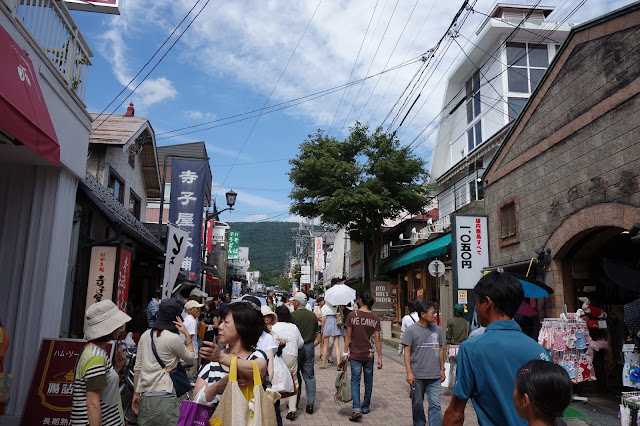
[
  {"x1": 498, "y1": 197, "x2": 520, "y2": 247},
  {"x1": 466, "y1": 71, "x2": 481, "y2": 124},
  {"x1": 108, "y1": 171, "x2": 124, "y2": 203},
  {"x1": 469, "y1": 180, "x2": 484, "y2": 201},
  {"x1": 467, "y1": 120, "x2": 482, "y2": 152},
  {"x1": 129, "y1": 190, "x2": 141, "y2": 220},
  {"x1": 507, "y1": 97, "x2": 528, "y2": 121},
  {"x1": 506, "y1": 42, "x2": 549, "y2": 94}
]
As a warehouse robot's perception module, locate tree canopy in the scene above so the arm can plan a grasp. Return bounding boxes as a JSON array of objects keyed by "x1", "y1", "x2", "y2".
[{"x1": 288, "y1": 123, "x2": 432, "y2": 280}]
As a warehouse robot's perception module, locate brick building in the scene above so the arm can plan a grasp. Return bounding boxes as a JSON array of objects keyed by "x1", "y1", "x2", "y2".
[{"x1": 483, "y1": 2, "x2": 640, "y2": 392}]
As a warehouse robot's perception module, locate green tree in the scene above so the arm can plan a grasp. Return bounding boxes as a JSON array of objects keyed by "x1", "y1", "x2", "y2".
[{"x1": 289, "y1": 123, "x2": 433, "y2": 282}]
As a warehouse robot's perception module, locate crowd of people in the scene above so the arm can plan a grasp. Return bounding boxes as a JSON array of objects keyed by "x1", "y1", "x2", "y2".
[{"x1": 66, "y1": 271, "x2": 575, "y2": 426}]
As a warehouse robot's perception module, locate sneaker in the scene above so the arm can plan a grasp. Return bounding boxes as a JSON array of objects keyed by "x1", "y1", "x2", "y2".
[
  {"x1": 306, "y1": 404, "x2": 314, "y2": 414},
  {"x1": 286, "y1": 412, "x2": 296, "y2": 421}
]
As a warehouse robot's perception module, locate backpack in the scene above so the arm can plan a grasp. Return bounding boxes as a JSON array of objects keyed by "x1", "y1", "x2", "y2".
[
  {"x1": 334, "y1": 364, "x2": 352, "y2": 403},
  {"x1": 336, "y1": 307, "x2": 344, "y2": 327}
]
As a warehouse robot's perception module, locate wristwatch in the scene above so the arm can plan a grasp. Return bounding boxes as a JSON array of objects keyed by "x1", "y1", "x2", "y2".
[{"x1": 441, "y1": 367, "x2": 446, "y2": 371}]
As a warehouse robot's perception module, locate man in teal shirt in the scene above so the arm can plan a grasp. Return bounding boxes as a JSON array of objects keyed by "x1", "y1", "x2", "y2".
[{"x1": 442, "y1": 271, "x2": 550, "y2": 426}]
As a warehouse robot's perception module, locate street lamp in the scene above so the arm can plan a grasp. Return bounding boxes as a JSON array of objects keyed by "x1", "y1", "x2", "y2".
[{"x1": 208, "y1": 189, "x2": 237, "y2": 221}]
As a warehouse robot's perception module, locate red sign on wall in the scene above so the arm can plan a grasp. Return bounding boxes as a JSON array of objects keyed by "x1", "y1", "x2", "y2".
[
  {"x1": 21, "y1": 339, "x2": 112, "y2": 426},
  {"x1": 116, "y1": 247, "x2": 132, "y2": 313}
]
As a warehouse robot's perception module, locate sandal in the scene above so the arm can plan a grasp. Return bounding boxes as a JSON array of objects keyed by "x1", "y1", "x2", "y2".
[
  {"x1": 349, "y1": 412, "x2": 362, "y2": 422},
  {"x1": 328, "y1": 358, "x2": 335, "y2": 364}
]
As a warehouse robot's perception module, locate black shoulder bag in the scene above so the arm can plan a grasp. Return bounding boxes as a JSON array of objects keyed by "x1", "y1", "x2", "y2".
[{"x1": 150, "y1": 331, "x2": 192, "y2": 397}]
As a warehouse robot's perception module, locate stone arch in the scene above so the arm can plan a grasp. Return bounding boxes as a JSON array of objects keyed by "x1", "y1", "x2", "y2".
[{"x1": 540, "y1": 203, "x2": 640, "y2": 317}]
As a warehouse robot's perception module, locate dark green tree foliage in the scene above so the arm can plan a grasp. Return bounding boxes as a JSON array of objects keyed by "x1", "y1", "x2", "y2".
[{"x1": 289, "y1": 123, "x2": 432, "y2": 281}]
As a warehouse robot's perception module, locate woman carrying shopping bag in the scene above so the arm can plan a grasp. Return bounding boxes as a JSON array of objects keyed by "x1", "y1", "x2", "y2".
[
  {"x1": 132, "y1": 298, "x2": 195, "y2": 426},
  {"x1": 193, "y1": 302, "x2": 269, "y2": 409}
]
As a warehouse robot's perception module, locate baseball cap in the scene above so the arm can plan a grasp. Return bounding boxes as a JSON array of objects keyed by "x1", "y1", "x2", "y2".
[
  {"x1": 292, "y1": 292, "x2": 308, "y2": 303},
  {"x1": 184, "y1": 300, "x2": 204, "y2": 310}
]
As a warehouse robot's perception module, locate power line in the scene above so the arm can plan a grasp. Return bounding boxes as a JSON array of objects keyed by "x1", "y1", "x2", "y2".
[
  {"x1": 214, "y1": 0, "x2": 323, "y2": 198},
  {"x1": 154, "y1": 54, "x2": 424, "y2": 140},
  {"x1": 92, "y1": 0, "x2": 210, "y2": 134}
]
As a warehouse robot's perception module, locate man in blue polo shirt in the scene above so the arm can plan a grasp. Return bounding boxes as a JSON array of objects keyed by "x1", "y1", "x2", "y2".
[{"x1": 442, "y1": 271, "x2": 550, "y2": 426}]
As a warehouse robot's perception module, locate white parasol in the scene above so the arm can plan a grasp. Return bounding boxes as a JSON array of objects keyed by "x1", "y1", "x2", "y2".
[{"x1": 324, "y1": 284, "x2": 356, "y2": 307}]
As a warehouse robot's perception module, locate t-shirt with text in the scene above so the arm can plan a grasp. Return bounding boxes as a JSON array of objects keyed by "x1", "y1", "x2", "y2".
[
  {"x1": 346, "y1": 310, "x2": 381, "y2": 361},
  {"x1": 401, "y1": 322, "x2": 445, "y2": 380}
]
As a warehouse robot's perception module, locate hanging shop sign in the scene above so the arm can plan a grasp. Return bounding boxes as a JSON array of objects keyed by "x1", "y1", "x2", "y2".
[
  {"x1": 85, "y1": 246, "x2": 117, "y2": 312},
  {"x1": 21, "y1": 339, "x2": 113, "y2": 425},
  {"x1": 227, "y1": 231, "x2": 240, "y2": 260},
  {"x1": 162, "y1": 224, "x2": 190, "y2": 299},
  {"x1": 115, "y1": 247, "x2": 132, "y2": 313},
  {"x1": 63, "y1": 0, "x2": 120, "y2": 14},
  {"x1": 300, "y1": 274, "x2": 311, "y2": 284},
  {"x1": 452, "y1": 215, "x2": 489, "y2": 290},
  {"x1": 168, "y1": 159, "x2": 208, "y2": 282},
  {"x1": 314, "y1": 237, "x2": 324, "y2": 271},
  {"x1": 457, "y1": 290, "x2": 468, "y2": 304},
  {"x1": 301, "y1": 265, "x2": 310, "y2": 275}
]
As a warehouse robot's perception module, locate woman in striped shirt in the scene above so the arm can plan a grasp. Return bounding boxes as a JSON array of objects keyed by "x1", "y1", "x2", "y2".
[
  {"x1": 193, "y1": 302, "x2": 268, "y2": 407},
  {"x1": 71, "y1": 300, "x2": 131, "y2": 426}
]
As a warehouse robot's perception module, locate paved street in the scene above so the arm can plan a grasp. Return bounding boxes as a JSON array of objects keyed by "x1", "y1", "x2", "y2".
[{"x1": 287, "y1": 344, "x2": 479, "y2": 425}]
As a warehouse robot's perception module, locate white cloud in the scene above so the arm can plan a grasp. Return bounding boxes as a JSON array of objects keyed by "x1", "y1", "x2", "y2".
[
  {"x1": 184, "y1": 110, "x2": 217, "y2": 120},
  {"x1": 131, "y1": 77, "x2": 178, "y2": 109},
  {"x1": 206, "y1": 143, "x2": 251, "y2": 161},
  {"x1": 93, "y1": 0, "x2": 626, "y2": 143}
]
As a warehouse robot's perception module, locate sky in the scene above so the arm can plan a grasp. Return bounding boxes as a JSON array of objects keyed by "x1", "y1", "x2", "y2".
[{"x1": 70, "y1": 0, "x2": 630, "y2": 222}]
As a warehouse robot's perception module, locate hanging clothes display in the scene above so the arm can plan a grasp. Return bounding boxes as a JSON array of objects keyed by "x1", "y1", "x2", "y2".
[{"x1": 538, "y1": 318, "x2": 596, "y2": 384}]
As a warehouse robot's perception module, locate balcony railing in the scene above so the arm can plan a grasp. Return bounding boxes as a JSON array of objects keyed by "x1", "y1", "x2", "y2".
[{"x1": 1, "y1": 0, "x2": 92, "y2": 101}]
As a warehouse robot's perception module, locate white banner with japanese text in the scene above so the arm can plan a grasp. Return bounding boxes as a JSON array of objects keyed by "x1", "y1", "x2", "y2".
[
  {"x1": 86, "y1": 246, "x2": 117, "y2": 312},
  {"x1": 162, "y1": 224, "x2": 190, "y2": 299},
  {"x1": 452, "y1": 215, "x2": 488, "y2": 290},
  {"x1": 168, "y1": 159, "x2": 208, "y2": 282},
  {"x1": 314, "y1": 237, "x2": 324, "y2": 271}
]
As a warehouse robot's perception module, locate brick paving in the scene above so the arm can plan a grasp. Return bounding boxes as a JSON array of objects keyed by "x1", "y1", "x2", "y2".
[{"x1": 284, "y1": 345, "x2": 479, "y2": 425}]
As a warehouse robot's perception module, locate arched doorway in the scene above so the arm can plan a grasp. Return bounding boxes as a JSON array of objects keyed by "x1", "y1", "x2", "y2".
[{"x1": 543, "y1": 203, "x2": 640, "y2": 394}]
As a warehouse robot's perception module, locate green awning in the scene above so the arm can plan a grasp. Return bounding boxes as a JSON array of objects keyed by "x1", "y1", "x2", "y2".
[{"x1": 381, "y1": 233, "x2": 451, "y2": 272}]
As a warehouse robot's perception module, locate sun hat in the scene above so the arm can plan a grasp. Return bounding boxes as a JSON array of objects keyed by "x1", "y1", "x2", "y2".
[
  {"x1": 261, "y1": 305, "x2": 277, "y2": 320},
  {"x1": 155, "y1": 298, "x2": 182, "y2": 331},
  {"x1": 84, "y1": 300, "x2": 132, "y2": 341},
  {"x1": 292, "y1": 292, "x2": 308, "y2": 304},
  {"x1": 184, "y1": 300, "x2": 204, "y2": 310}
]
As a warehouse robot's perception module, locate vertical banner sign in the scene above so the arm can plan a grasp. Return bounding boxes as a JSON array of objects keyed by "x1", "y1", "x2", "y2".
[
  {"x1": 168, "y1": 159, "x2": 208, "y2": 282},
  {"x1": 162, "y1": 224, "x2": 190, "y2": 299},
  {"x1": 227, "y1": 231, "x2": 240, "y2": 260},
  {"x1": 85, "y1": 246, "x2": 117, "y2": 312},
  {"x1": 116, "y1": 247, "x2": 132, "y2": 312},
  {"x1": 314, "y1": 237, "x2": 324, "y2": 271},
  {"x1": 452, "y1": 215, "x2": 488, "y2": 290}
]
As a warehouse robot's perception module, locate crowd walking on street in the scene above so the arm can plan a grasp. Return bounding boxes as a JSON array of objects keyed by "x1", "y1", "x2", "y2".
[{"x1": 63, "y1": 272, "x2": 584, "y2": 426}]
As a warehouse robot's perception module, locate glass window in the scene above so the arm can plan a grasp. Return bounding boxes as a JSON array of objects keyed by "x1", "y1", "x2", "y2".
[
  {"x1": 466, "y1": 71, "x2": 481, "y2": 123},
  {"x1": 530, "y1": 68, "x2": 546, "y2": 92},
  {"x1": 528, "y1": 44, "x2": 548, "y2": 67},
  {"x1": 129, "y1": 190, "x2": 141, "y2": 220},
  {"x1": 467, "y1": 128, "x2": 474, "y2": 152},
  {"x1": 474, "y1": 122, "x2": 482, "y2": 147},
  {"x1": 108, "y1": 172, "x2": 124, "y2": 203},
  {"x1": 500, "y1": 202, "x2": 517, "y2": 239},
  {"x1": 508, "y1": 68, "x2": 529, "y2": 93},
  {"x1": 507, "y1": 42, "x2": 527, "y2": 67},
  {"x1": 508, "y1": 97, "x2": 528, "y2": 121}
]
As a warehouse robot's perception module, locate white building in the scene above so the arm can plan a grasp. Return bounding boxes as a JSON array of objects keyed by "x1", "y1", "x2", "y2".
[
  {"x1": 0, "y1": 0, "x2": 93, "y2": 422},
  {"x1": 429, "y1": 4, "x2": 573, "y2": 217}
]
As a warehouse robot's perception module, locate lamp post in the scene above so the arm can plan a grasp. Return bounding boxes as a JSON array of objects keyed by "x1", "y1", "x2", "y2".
[{"x1": 207, "y1": 189, "x2": 237, "y2": 222}]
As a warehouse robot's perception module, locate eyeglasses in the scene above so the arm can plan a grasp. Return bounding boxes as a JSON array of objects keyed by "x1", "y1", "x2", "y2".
[{"x1": 425, "y1": 311, "x2": 436, "y2": 316}]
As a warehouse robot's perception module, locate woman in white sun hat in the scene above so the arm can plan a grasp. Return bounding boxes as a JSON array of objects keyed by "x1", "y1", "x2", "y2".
[{"x1": 71, "y1": 300, "x2": 131, "y2": 426}]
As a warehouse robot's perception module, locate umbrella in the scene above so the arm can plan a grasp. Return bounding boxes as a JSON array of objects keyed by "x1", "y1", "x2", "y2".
[
  {"x1": 508, "y1": 272, "x2": 554, "y2": 298},
  {"x1": 231, "y1": 294, "x2": 267, "y2": 306},
  {"x1": 602, "y1": 258, "x2": 640, "y2": 292},
  {"x1": 516, "y1": 301, "x2": 538, "y2": 317},
  {"x1": 324, "y1": 284, "x2": 356, "y2": 307}
]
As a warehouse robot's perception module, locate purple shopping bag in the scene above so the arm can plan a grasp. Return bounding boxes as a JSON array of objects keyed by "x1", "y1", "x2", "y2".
[{"x1": 176, "y1": 400, "x2": 214, "y2": 426}]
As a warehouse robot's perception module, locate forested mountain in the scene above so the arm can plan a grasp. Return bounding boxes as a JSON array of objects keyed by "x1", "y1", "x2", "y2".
[{"x1": 225, "y1": 221, "x2": 296, "y2": 280}]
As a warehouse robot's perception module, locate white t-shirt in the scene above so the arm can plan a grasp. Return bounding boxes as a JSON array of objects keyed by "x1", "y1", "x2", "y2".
[
  {"x1": 401, "y1": 312, "x2": 419, "y2": 333},
  {"x1": 256, "y1": 331, "x2": 278, "y2": 353},
  {"x1": 270, "y1": 322, "x2": 304, "y2": 357},
  {"x1": 321, "y1": 302, "x2": 338, "y2": 316},
  {"x1": 182, "y1": 314, "x2": 198, "y2": 358}
]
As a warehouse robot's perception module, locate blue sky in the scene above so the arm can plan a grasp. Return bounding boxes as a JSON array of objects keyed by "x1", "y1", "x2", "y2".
[{"x1": 71, "y1": 0, "x2": 629, "y2": 222}]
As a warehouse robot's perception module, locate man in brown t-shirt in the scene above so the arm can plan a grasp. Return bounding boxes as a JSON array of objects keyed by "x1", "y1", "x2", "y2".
[{"x1": 342, "y1": 292, "x2": 382, "y2": 422}]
